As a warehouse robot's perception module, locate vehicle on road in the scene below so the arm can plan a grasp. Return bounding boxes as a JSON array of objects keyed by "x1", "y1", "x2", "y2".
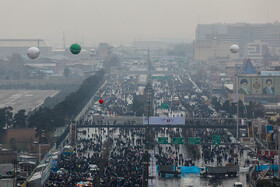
[
  {"x1": 233, "y1": 182, "x2": 243, "y2": 187},
  {"x1": 158, "y1": 165, "x2": 181, "y2": 178},
  {"x1": 200, "y1": 165, "x2": 239, "y2": 178}
]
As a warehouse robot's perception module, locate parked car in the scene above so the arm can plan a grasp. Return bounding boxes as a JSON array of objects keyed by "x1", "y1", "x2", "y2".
[{"x1": 6, "y1": 169, "x2": 21, "y2": 175}]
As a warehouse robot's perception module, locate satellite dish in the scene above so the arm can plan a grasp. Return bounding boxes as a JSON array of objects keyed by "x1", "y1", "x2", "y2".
[
  {"x1": 70, "y1": 43, "x2": 81, "y2": 55},
  {"x1": 27, "y1": 47, "x2": 40, "y2": 59},
  {"x1": 230, "y1": 44, "x2": 239, "y2": 53}
]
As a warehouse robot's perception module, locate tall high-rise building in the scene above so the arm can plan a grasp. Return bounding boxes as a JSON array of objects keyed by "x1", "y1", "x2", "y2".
[{"x1": 195, "y1": 22, "x2": 280, "y2": 58}]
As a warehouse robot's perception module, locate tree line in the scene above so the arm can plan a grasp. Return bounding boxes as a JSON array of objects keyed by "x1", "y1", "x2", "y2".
[
  {"x1": 0, "y1": 107, "x2": 27, "y2": 131},
  {"x1": 0, "y1": 70, "x2": 105, "y2": 138}
]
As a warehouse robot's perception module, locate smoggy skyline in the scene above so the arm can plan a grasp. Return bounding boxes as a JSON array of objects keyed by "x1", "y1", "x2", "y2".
[{"x1": 1, "y1": 0, "x2": 280, "y2": 47}]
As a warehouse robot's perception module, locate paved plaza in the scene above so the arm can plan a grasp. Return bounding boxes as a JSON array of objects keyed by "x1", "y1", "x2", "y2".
[{"x1": 0, "y1": 90, "x2": 59, "y2": 113}]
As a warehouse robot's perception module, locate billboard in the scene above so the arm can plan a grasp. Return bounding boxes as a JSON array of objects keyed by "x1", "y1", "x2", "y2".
[
  {"x1": 251, "y1": 76, "x2": 262, "y2": 94},
  {"x1": 143, "y1": 117, "x2": 185, "y2": 125},
  {"x1": 238, "y1": 76, "x2": 251, "y2": 95},
  {"x1": 240, "y1": 137, "x2": 254, "y2": 146},
  {"x1": 238, "y1": 76, "x2": 280, "y2": 95}
]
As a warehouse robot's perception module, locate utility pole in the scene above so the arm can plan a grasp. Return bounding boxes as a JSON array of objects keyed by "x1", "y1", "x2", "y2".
[
  {"x1": 142, "y1": 48, "x2": 153, "y2": 187},
  {"x1": 12, "y1": 159, "x2": 18, "y2": 187}
]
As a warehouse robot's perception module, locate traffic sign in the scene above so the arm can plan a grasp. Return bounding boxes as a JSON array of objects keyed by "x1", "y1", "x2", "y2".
[
  {"x1": 188, "y1": 137, "x2": 201, "y2": 145},
  {"x1": 172, "y1": 137, "x2": 185, "y2": 145},
  {"x1": 212, "y1": 135, "x2": 221, "y2": 145},
  {"x1": 152, "y1": 76, "x2": 168, "y2": 80},
  {"x1": 161, "y1": 103, "x2": 169, "y2": 109},
  {"x1": 158, "y1": 137, "x2": 168, "y2": 144}
]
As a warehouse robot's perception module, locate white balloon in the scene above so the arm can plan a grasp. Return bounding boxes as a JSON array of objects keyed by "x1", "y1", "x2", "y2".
[
  {"x1": 230, "y1": 44, "x2": 239, "y2": 53},
  {"x1": 27, "y1": 47, "x2": 40, "y2": 59}
]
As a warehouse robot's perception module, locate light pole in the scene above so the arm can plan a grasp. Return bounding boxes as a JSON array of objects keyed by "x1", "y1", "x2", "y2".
[
  {"x1": 142, "y1": 48, "x2": 153, "y2": 187},
  {"x1": 230, "y1": 44, "x2": 240, "y2": 141},
  {"x1": 90, "y1": 49, "x2": 95, "y2": 71}
]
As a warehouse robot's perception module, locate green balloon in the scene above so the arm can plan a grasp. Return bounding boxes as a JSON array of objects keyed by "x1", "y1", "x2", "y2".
[{"x1": 70, "y1": 43, "x2": 81, "y2": 55}]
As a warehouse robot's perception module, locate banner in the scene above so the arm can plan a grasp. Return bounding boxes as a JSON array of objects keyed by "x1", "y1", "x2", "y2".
[
  {"x1": 267, "y1": 125, "x2": 274, "y2": 134},
  {"x1": 240, "y1": 137, "x2": 254, "y2": 146},
  {"x1": 143, "y1": 117, "x2": 185, "y2": 125},
  {"x1": 41, "y1": 163, "x2": 51, "y2": 186},
  {"x1": 258, "y1": 149, "x2": 277, "y2": 158},
  {"x1": 238, "y1": 76, "x2": 280, "y2": 95}
]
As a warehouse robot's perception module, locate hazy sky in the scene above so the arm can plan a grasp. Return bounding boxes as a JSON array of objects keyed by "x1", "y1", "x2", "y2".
[{"x1": 1, "y1": 0, "x2": 280, "y2": 47}]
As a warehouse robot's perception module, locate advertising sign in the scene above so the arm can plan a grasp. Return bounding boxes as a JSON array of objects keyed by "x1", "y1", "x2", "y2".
[
  {"x1": 251, "y1": 76, "x2": 262, "y2": 94},
  {"x1": 238, "y1": 76, "x2": 251, "y2": 95},
  {"x1": 267, "y1": 125, "x2": 278, "y2": 141},
  {"x1": 263, "y1": 77, "x2": 275, "y2": 95},
  {"x1": 258, "y1": 149, "x2": 277, "y2": 158},
  {"x1": 143, "y1": 117, "x2": 185, "y2": 125},
  {"x1": 238, "y1": 76, "x2": 280, "y2": 96},
  {"x1": 240, "y1": 137, "x2": 254, "y2": 146},
  {"x1": 41, "y1": 162, "x2": 52, "y2": 186}
]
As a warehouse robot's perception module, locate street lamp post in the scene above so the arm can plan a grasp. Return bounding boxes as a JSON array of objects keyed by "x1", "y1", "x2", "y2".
[
  {"x1": 142, "y1": 49, "x2": 152, "y2": 187},
  {"x1": 230, "y1": 44, "x2": 240, "y2": 141},
  {"x1": 230, "y1": 44, "x2": 240, "y2": 159},
  {"x1": 90, "y1": 49, "x2": 95, "y2": 71}
]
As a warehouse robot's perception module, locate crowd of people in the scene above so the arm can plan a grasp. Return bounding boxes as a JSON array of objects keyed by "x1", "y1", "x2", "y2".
[
  {"x1": 46, "y1": 120, "x2": 192, "y2": 187},
  {"x1": 45, "y1": 66, "x2": 256, "y2": 187}
]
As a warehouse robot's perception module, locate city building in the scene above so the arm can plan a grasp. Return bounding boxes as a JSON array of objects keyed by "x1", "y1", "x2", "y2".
[
  {"x1": 195, "y1": 22, "x2": 280, "y2": 59},
  {"x1": 97, "y1": 43, "x2": 112, "y2": 59},
  {"x1": 244, "y1": 40, "x2": 270, "y2": 61},
  {"x1": 0, "y1": 39, "x2": 51, "y2": 57},
  {"x1": 194, "y1": 39, "x2": 238, "y2": 61}
]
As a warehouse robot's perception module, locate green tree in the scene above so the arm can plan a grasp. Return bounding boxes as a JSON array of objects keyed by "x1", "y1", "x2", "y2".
[
  {"x1": 27, "y1": 70, "x2": 105, "y2": 137},
  {"x1": 13, "y1": 109, "x2": 27, "y2": 128},
  {"x1": 0, "y1": 106, "x2": 13, "y2": 131}
]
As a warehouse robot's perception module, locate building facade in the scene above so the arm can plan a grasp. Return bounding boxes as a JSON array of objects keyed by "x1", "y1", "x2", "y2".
[{"x1": 195, "y1": 22, "x2": 280, "y2": 60}]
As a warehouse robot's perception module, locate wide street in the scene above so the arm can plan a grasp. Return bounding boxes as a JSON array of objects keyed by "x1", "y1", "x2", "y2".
[{"x1": 70, "y1": 59, "x2": 254, "y2": 186}]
